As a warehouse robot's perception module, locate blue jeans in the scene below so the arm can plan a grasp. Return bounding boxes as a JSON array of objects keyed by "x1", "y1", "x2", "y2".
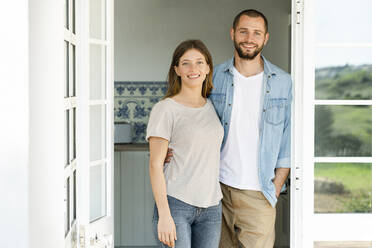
[{"x1": 153, "y1": 195, "x2": 222, "y2": 248}]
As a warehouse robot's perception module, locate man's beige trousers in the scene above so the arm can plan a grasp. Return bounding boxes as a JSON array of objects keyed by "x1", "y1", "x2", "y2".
[{"x1": 219, "y1": 183, "x2": 276, "y2": 248}]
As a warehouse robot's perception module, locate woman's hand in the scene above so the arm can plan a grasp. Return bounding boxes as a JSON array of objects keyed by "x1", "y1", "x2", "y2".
[{"x1": 157, "y1": 214, "x2": 177, "y2": 247}]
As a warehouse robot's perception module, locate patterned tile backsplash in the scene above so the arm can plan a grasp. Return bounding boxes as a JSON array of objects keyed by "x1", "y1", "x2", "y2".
[{"x1": 114, "y1": 81, "x2": 167, "y2": 143}]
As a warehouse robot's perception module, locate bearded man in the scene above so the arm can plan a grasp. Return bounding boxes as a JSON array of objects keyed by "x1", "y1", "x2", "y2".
[{"x1": 210, "y1": 9, "x2": 293, "y2": 248}]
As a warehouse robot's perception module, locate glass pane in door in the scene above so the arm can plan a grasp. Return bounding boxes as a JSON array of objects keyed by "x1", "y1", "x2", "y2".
[
  {"x1": 72, "y1": 44, "x2": 76, "y2": 97},
  {"x1": 65, "y1": 177, "x2": 70, "y2": 236},
  {"x1": 73, "y1": 170, "x2": 77, "y2": 222},
  {"x1": 90, "y1": 163, "x2": 107, "y2": 221},
  {"x1": 65, "y1": 41, "x2": 69, "y2": 98},
  {"x1": 90, "y1": 44, "x2": 106, "y2": 100},
  {"x1": 65, "y1": 0, "x2": 69, "y2": 29},
  {"x1": 72, "y1": 108, "x2": 76, "y2": 160},
  {"x1": 315, "y1": 0, "x2": 372, "y2": 44},
  {"x1": 314, "y1": 163, "x2": 372, "y2": 213},
  {"x1": 90, "y1": 105, "x2": 106, "y2": 161},
  {"x1": 315, "y1": 105, "x2": 372, "y2": 157},
  {"x1": 90, "y1": 0, "x2": 106, "y2": 39},
  {"x1": 72, "y1": 0, "x2": 76, "y2": 34},
  {"x1": 65, "y1": 110, "x2": 70, "y2": 166},
  {"x1": 315, "y1": 47, "x2": 372, "y2": 100}
]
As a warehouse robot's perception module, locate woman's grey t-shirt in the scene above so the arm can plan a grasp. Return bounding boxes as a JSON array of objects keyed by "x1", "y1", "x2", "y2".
[{"x1": 146, "y1": 98, "x2": 224, "y2": 208}]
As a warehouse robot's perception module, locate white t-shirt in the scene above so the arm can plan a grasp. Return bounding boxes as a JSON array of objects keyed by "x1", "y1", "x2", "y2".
[
  {"x1": 146, "y1": 98, "x2": 224, "y2": 208},
  {"x1": 220, "y1": 67, "x2": 264, "y2": 191}
]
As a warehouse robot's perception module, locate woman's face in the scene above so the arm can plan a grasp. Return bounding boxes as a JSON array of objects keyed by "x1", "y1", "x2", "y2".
[{"x1": 174, "y1": 49, "x2": 210, "y2": 90}]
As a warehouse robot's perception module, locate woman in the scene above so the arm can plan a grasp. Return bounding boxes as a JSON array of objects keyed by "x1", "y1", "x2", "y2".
[{"x1": 146, "y1": 39, "x2": 224, "y2": 248}]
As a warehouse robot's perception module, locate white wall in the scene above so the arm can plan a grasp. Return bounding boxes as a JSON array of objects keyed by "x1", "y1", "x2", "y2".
[
  {"x1": 0, "y1": 2, "x2": 29, "y2": 248},
  {"x1": 115, "y1": 0, "x2": 291, "y2": 81},
  {"x1": 1, "y1": 1, "x2": 66, "y2": 247},
  {"x1": 29, "y1": 0, "x2": 65, "y2": 247}
]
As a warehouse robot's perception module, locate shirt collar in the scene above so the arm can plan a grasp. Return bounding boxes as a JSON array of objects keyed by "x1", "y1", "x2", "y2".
[{"x1": 223, "y1": 55, "x2": 277, "y2": 77}]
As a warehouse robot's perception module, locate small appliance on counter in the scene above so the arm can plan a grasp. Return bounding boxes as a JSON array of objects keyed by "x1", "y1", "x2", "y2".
[{"x1": 114, "y1": 122, "x2": 132, "y2": 143}]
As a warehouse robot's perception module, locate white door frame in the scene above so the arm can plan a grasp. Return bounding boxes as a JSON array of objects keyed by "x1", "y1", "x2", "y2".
[
  {"x1": 292, "y1": 0, "x2": 372, "y2": 246},
  {"x1": 290, "y1": 0, "x2": 305, "y2": 247}
]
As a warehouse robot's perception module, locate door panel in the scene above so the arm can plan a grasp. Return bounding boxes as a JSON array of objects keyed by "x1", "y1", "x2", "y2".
[
  {"x1": 298, "y1": 0, "x2": 372, "y2": 246},
  {"x1": 64, "y1": 0, "x2": 78, "y2": 247},
  {"x1": 86, "y1": 0, "x2": 114, "y2": 245},
  {"x1": 65, "y1": 0, "x2": 114, "y2": 247}
]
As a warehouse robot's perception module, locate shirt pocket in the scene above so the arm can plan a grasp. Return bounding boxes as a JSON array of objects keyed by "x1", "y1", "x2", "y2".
[{"x1": 265, "y1": 98, "x2": 288, "y2": 125}]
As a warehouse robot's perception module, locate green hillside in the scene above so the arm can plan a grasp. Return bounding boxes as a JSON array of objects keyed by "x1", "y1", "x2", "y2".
[
  {"x1": 315, "y1": 64, "x2": 372, "y2": 157},
  {"x1": 316, "y1": 64, "x2": 372, "y2": 100}
]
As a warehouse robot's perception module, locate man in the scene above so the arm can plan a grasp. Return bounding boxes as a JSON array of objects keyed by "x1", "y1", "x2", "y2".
[{"x1": 210, "y1": 9, "x2": 292, "y2": 248}]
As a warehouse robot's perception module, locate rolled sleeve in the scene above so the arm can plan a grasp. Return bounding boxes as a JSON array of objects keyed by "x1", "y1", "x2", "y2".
[
  {"x1": 276, "y1": 156, "x2": 291, "y2": 168},
  {"x1": 276, "y1": 82, "x2": 292, "y2": 169}
]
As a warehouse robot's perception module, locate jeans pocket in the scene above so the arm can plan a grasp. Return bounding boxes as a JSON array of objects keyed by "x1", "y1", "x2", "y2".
[{"x1": 265, "y1": 98, "x2": 287, "y2": 125}]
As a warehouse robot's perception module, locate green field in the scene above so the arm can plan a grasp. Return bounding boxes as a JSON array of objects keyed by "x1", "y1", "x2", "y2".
[
  {"x1": 315, "y1": 105, "x2": 372, "y2": 157},
  {"x1": 332, "y1": 106, "x2": 372, "y2": 147},
  {"x1": 314, "y1": 163, "x2": 372, "y2": 213},
  {"x1": 315, "y1": 64, "x2": 372, "y2": 157},
  {"x1": 315, "y1": 163, "x2": 372, "y2": 191}
]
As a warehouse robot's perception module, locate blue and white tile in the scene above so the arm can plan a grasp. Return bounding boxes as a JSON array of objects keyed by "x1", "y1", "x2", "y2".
[{"x1": 114, "y1": 81, "x2": 167, "y2": 143}]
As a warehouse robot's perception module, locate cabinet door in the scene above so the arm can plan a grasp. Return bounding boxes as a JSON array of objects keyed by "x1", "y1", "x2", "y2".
[
  {"x1": 114, "y1": 151, "x2": 121, "y2": 245},
  {"x1": 119, "y1": 151, "x2": 156, "y2": 246}
]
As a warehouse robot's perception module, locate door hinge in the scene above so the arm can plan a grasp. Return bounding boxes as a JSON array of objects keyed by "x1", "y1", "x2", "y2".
[
  {"x1": 294, "y1": 165, "x2": 302, "y2": 190},
  {"x1": 295, "y1": 0, "x2": 303, "y2": 24}
]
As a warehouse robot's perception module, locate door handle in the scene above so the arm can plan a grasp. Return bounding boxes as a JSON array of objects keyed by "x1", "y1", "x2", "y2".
[{"x1": 90, "y1": 233, "x2": 113, "y2": 248}]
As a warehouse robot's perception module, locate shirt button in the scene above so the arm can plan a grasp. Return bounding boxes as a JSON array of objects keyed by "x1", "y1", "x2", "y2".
[
  {"x1": 228, "y1": 103, "x2": 231, "y2": 107},
  {"x1": 266, "y1": 90, "x2": 270, "y2": 93},
  {"x1": 263, "y1": 109, "x2": 266, "y2": 112},
  {"x1": 225, "y1": 122, "x2": 228, "y2": 125},
  {"x1": 268, "y1": 75, "x2": 272, "y2": 79},
  {"x1": 231, "y1": 83, "x2": 234, "y2": 86}
]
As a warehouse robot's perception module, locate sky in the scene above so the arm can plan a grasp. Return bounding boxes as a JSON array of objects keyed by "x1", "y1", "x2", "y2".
[{"x1": 315, "y1": 0, "x2": 372, "y2": 68}]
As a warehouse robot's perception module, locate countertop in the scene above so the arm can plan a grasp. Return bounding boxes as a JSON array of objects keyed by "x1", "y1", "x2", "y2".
[{"x1": 114, "y1": 143, "x2": 149, "y2": 151}]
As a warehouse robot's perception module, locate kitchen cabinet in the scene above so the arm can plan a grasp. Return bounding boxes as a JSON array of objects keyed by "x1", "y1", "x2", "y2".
[
  {"x1": 114, "y1": 150, "x2": 156, "y2": 247},
  {"x1": 114, "y1": 147, "x2": 290, "y2": 248}
]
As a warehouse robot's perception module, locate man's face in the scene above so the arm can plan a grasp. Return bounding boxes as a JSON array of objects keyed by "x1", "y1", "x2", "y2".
[{"x1": 231, "y1": 15, "x2": 269, "y2": 60}]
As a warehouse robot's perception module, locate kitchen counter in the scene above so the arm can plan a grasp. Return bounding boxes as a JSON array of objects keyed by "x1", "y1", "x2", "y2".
[{"x1": 114, "y1": 143, "x2": 149, "y2": 151}]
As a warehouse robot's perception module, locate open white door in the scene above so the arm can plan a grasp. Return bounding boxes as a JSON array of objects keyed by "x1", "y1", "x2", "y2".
[
  {"x1": 64, "y1": 0, "x2": 79, "y2": 246},
  {"x1": 82, "y1": 0, "x2": 115, "y2": 246},
  {"x1": 294, "y1": 0, "x2": 372, "y2": 247},
  {"x1": 64, "y1": 0, "x2": 114, "y2": 247}
]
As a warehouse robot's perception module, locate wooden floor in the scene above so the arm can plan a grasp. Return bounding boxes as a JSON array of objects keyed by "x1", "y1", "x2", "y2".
[
  {"x1": 115, "y1": 246, "x2": 156, "y2": 248},
  {"x1": 115, "y1": 242, "x2": 372, "y2": 248},
  {"x1": 314, "y1": 241, "x2": 372, "y2": 248}
]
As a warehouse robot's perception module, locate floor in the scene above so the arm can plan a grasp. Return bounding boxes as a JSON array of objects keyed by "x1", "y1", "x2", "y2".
[
  {"x1": 115, "y1": 241, "x2": 372, "y2": 248},
  {"x1": 314, "y1": 241, "x2": 372, "y2": 248}
]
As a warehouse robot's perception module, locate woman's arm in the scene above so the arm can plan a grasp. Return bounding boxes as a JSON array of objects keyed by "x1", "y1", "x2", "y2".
[{"x1": 149, "y1": 137, "x2": 177, "y2": 248}]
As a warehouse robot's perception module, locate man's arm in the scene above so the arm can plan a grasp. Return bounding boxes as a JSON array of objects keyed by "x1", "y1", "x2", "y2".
[
  {"x1": 274, "y1": 77, "x2": 293, "y2": 197},
  {"x1": 273, "y1": 168, "x2": 290, "y2": 197},
  {"x1": 164, "y1": 148, "x2": 173, "y2": 163}
]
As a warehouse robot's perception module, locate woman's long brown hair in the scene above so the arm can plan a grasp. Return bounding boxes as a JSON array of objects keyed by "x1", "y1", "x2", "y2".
[{"x1": 164, "y1": 39, "x2": 214, "y2": 99}]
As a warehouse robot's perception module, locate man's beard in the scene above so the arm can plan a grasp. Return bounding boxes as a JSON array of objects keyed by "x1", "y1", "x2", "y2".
[{"x1": 234, "y1": 39, "x2": 264, "y2": 60}]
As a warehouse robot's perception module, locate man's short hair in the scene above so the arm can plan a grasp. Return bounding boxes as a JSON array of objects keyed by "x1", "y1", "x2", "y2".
[{"x1": 233, "y1": 9, "x2": 268, "y2": 33}]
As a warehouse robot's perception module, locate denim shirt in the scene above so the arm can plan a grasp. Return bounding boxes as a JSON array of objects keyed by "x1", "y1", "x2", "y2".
[{"x1": 210, "y1": 56, "x2": 292, "y2": 207}]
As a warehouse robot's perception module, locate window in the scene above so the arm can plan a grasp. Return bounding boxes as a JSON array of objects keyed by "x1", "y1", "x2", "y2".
[{"x1": 313, "y1": 0, "x2": 372, "y2": 214}]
